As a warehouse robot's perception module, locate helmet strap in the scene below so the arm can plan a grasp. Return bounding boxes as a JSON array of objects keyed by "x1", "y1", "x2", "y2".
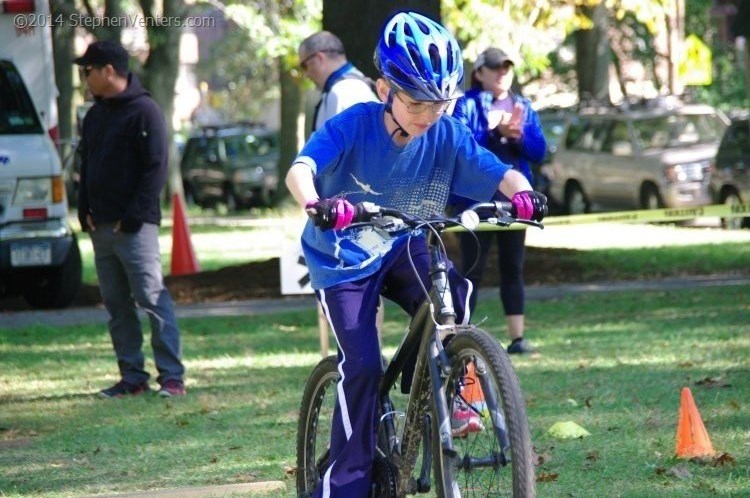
[{"x1": 385, "y1": 90, "x2": 410, "y2": 138}]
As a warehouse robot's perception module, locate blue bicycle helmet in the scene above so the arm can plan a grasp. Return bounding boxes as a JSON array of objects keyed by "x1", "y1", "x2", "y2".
[{"x1": 374, "y1": 12, "x2": 463, "y2": 101}]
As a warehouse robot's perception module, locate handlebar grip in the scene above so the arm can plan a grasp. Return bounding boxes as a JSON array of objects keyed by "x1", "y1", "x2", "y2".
[{"x1": 496, "y1": 201, "x2": 513, "y2": 213}]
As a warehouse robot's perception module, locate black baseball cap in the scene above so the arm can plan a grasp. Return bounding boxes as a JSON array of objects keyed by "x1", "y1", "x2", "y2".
[
  {"x1": 73, "y1": 41, "x2": 130, "y2": 73},
  {"x1": 474, "y1": 47, "x2": 515, "y2": 70}
]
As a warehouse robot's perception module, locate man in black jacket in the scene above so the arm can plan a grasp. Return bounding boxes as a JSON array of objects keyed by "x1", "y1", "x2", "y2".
[{"x1": 75, "y1": 41, "x2": 185, "y2": 398}]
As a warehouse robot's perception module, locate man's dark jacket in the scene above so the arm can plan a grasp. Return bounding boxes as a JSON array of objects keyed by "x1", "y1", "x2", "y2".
[{"x1": 78, "y1": 73, "x2": 168, "y2": 233}]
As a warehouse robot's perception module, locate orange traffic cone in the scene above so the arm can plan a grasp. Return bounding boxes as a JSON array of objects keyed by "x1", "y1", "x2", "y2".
[
  {"x1": 463, "y1": 362, "x2": 485, "y2": 406},
  {"x1": 676, "y1": 387, "x2": 715, "y2": 458},
  {"x1": 170, "y1": 193, "x2": 201, "y2": 276}
]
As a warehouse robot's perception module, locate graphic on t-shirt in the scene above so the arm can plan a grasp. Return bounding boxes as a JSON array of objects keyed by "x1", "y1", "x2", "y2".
[{"x1": 350, "y1": 173, "x2": 383, "y2": 195}]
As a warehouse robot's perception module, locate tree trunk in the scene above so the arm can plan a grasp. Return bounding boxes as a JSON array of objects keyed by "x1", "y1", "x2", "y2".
[
  {"x1": 277, "y1": 60, "x2": 303, "y2": 199},
  {"x1": 323, "y1": 0, "x2": 441, "y2": 79},
  {"x1": 138, "y1": 0, "x2": 187, "y2": 198},
  {"x1": 575, "y1": 2, "x2": 610, "y2": 104}
]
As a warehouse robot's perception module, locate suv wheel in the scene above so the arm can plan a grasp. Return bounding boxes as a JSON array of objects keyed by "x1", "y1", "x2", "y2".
[
  {"x1": 721, "y1": 190, "x2": 746, "y2": 230},
  {"x1": 640, "y1": 185, "x2": 663, "y2": 210},
  {"x1": 564, "y1": 183, "x2": 589, "y2": 215},
  {"x1": 23, "y1": 236, "x2": 83, "y2": 309}
]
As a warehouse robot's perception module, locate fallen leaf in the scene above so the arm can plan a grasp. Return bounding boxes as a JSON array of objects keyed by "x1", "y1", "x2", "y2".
[
  {"x1": 533, "y1": 448, "x2": 552, "y2": 466},
  {"x1": 284, "y1": 465, "x2": 297, "y2": 476},
  {"x1": 536, "y1": 471, "x2": 559, "y2": 482},
  {"x1": 586, "y1": 450, "x2": 600, "y2": 461},
  {"x1": 711, "y1": 452, "x2": 736, "y2": 467},
  {"x1": 584, "y1": 396, "x2": 593, "y2": 408}
]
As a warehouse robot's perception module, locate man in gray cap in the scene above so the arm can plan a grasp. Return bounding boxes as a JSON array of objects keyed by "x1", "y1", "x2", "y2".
[
  {"x1": 74, "y1": 40, "x2": 186, "y2": 397},
  {"x1": 298, "y1": 31, "x2": 378, "y2": 133}
]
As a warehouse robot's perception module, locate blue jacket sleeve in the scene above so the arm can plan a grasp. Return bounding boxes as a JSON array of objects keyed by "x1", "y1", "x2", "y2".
[{"x1": 517, "y1": 104, "x2": 546, "y2": 165}]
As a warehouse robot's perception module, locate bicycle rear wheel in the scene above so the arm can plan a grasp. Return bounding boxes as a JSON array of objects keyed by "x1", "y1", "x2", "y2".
[
  {"x1": 433, "y1": 327, "x2": 535, "y2": 497},
  {"x1": 296, "y1": 355, "x2": 339, "y2": 496}
]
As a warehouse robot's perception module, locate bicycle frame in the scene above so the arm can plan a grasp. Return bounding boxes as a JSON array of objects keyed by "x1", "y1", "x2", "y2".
[{"x1": 377, "y1": 228, "x2": 488, "y2": 494}]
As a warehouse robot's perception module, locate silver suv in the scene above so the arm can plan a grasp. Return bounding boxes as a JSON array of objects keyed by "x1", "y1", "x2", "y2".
[{"x1": 548, "y1": 101, "x2": 729, "y2": 214}]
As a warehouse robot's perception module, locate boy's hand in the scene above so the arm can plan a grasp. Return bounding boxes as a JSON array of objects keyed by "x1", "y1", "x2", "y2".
[
  {"x1": 511, "y1": 191, "x2": 547, "y2": 222},
  {"x1": 305, "y1": 198, "x2": 356, "y2": 230}
]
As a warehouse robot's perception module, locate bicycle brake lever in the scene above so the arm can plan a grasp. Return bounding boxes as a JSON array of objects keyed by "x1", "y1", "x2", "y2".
[{"x1": 488, "y1": 217, "x2": 544, "y2": 229}]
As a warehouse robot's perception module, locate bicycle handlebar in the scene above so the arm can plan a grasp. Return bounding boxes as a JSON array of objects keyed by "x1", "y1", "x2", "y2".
[{"x1": 347, "y1": 201, "x2": 543, "y2": 231}]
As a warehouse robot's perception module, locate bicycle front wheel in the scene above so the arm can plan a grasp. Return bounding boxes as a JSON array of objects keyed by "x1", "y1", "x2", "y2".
[
  {"x1": 296, "y1": 355, "x2": 339, "y2": 496},
  {"x1": 433, "y1": 327, "x2": 535, "y2": 497}
]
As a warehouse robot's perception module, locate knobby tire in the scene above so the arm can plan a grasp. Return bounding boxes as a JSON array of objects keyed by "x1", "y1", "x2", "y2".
[{"x1": 433, "y1": 326, "x2": 535, "y2": 497}]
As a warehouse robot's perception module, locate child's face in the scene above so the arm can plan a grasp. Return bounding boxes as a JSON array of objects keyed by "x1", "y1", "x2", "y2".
[{"x1": 391, "y1": 91, "x2": 449, "y2": 137}]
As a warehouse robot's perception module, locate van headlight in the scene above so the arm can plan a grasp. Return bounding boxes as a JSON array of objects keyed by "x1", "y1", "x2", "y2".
[
  {"x1": 14, "y1": 177, "x2": 55, "y2": 205},
  {"x1": 664, "y1": 161, "x2": 708, "y2": 183}
]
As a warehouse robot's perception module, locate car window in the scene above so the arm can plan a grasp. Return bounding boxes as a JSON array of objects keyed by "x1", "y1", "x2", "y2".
[
  {"x1": 223, "y1": 135, "x2": 250, "y2": 159},
  {"x1": 601, "y1": 121, "x2": 632, "y2": 156},
  {"x1": 632, "y1": 113, "x2": 725, "y2": 151},
  {"x1": 186, "y1": 137, "x2": 219, "y2": 165},
  {"x1": 0, "y1": 62, "x2": 44, "y2": 135},
  {"x1": 569, "y1": 119, "x2": 612, "y2": 152},
  {"x1": 719, "y1": 121, "x2": 750, "y2": 157},
  {"x1": 565, "y1": 118, "x2": 588, "y2": 150},
  {"x1": 246, "y1": 134, "x2": 275, "y2": 156}
]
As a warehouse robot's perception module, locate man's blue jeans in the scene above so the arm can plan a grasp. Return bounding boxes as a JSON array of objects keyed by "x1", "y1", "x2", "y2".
[{"x1": 90, "y1": 222, "x2": 184, "y2": 385}]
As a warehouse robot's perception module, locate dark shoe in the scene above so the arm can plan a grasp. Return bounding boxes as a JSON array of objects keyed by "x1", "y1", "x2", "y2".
[
  {"x1": 507, "y1": 338, "x2": 536, "y2": 355},
  {"x1": 98, "y1": 380, "x2": 151, "y2": 398},
  {"x1": 158, "y1": 379, "x2": 186, "y2": 397}
]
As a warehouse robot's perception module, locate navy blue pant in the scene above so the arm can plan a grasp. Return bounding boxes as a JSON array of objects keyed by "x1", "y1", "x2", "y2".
[
  {"x1": 459, "y1": 229, "x2": 526, "y2": 315},
  {"x1": 313, "y1": 240, "x2": 473, "y2": 497}
]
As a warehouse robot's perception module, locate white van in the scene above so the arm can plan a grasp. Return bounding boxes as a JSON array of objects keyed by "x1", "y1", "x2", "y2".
[{"x1": 1, "y1": 1, "x2": 82, "y2": 309}]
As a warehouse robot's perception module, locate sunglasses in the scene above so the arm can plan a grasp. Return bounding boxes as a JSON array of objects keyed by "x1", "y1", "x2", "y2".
[
  {"x1": 81, "y1": 65, "x2": 101, "y2": 77},
  {"x1": 299, "y1": 50, "x2": 344, "y2": 71},
  {"x1": 395, "y1": 92, "x2": 451, "y2": 115}
]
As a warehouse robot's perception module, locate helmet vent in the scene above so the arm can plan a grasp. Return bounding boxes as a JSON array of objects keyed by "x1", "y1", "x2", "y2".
[
  {"x1": 428, "y1": 44, "x2": 441, "y2": 74},
  {"x1": 414, "y1": 18, "x2": 431, "y2": 35}
]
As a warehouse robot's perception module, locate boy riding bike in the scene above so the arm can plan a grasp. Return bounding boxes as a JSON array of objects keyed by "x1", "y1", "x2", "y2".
[{"x1": 285, "y1": 12, "x2": 547, "y2": 497}]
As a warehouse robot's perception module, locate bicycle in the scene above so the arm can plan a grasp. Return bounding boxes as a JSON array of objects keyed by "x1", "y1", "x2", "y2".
[{"x1": 296, "y1": 201, "x2": 542, "y2": 497}]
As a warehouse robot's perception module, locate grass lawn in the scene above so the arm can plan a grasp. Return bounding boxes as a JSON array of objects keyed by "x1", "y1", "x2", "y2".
[{"x1": 1, "y1": 284, "x2": 748, "y2": 497}]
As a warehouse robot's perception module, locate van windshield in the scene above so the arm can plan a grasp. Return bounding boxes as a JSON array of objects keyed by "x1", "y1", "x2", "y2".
[
  {"x1": 0, "y1": 62, "x2": 44, "y2": 135},
  {"x1": 632, "y1": 113, "x2": 726, "y2": 152}
]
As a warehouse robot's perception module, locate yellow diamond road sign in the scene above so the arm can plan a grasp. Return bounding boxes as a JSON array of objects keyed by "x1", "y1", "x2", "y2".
[{"x1": 680, "y1": 34, "x2": 712, "y2": 86}]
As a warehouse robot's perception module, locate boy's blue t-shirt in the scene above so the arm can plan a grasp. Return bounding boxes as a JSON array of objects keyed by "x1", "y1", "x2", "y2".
[{"x1": 295, "y1": 101, "x2": 511, "y2": 289}]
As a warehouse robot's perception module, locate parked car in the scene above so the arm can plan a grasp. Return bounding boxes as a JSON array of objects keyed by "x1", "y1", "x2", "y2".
[
  {"x1": 180, "y1": 124, "x2": 280, "y2": 210},
  {"x1": 535, "y1": 107, "x2": 571, "y2": 206},
  {"x1": 0, "y1": 60, "x2": 82, "y2": 309},
  {"x1": 547, "y1": 100, "x2": 729, "y2": 214},
  {"x1": 710, "y1": 115, "x2": 750, "y2": 229}
]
